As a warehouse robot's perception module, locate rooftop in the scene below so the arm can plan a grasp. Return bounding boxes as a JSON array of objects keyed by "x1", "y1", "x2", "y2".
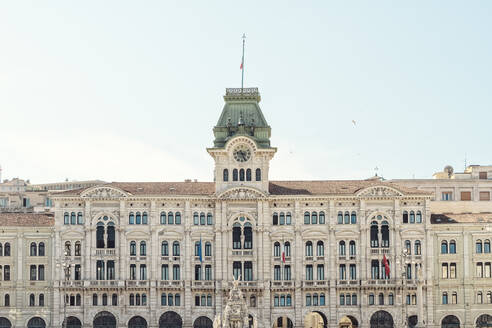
[
  {"x1": 431, "y1": 212, "x2": 492, "y2": 224},
  {"x1": 0, "y1": 212, "x2": 54, "y2": 226}
]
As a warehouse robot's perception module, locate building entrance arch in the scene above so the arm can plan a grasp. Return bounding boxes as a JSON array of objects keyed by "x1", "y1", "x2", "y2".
[
  {"x1": 64, "y1": 317, "x2": 82, "y2": 328},
  {"x1": 370, "y1": 311, "x2": 394, "y2": 328},
  {"x1": 0, "y1": 318, "x2": 11, "y2": 328},
  {"x1": 27, "y1": 317, "x2": 46, "y2": 328},
  {"x1": 408, "y1": 315, "x2": 418, "y2": 328}
]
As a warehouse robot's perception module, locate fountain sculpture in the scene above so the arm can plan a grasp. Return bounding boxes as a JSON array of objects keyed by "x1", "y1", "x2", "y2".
[{"x1": 213, "y1": 276, "x2": 257, "y2": 328}]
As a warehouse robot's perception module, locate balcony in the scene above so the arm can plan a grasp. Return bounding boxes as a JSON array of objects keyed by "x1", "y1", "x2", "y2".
[
  {"x1": 232, "y1": 250, "x2": 253, "y2": 256},
  {"x1": 158, "y1": 280, "x2": 184, "y2": 288},
  {"x1": 60, "y1": 280, "x2": 83, "y2": 287},
  {"x1": 192, "y1": 281, "x2": 215, "y2": 289},
  {"x1": 86, "y1": 280, "x2": 123, "y2": 287},
  {"x1": 95, "y1": 249, "x2": 116, "y2": 256},
  {"x1": 126, "y1": 280, "x2": 149, "y2": 287},
  {"x1": 302, "y1": 280, "x2": 328, "y2": 288},
  {"x1": 228, "y1": 281, "x2": 257, "y2": 288},
  {"x1": 364, "y1": 279, "x2": 397, "y2": 286},
  {"x1": 271, "y1": 281, "x2": 294, "y2": 288}
]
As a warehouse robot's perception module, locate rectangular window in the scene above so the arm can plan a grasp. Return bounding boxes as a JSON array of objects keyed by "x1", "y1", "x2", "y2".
[
  {"x1": 317, "y1": 265, "x2": 324, "y2": 280},
  {"x1": 205, "y1": 265, "x2": 212, "y2": 280},
  {"x1": 274, "y1": 266, "x2": 281, "y2": 281},
  {"x1": 442, "y1": 263, "x2": 448, "y2": 279},
  {"x1": 339, "y1": 264, "x2": 346, "y2": 280},
  {"x1": 450, "y1": 263, "x2": 456, "y2": 279},
  {"x1": 305, "y1": 265, "x2": 313, "y2": 280},
  {"x1": 461, "y1": 191, "x2": 472, "y2": 201},
  {"x1": 485, "y1": 263, "x2": 491, "y2": 278},
  {"x1": 477, "y1": 263, "x2": 483, "y2": 278},
  {"x1": 284, "y1": 265, "x2": 291, "y2": 280},
  {"x1": 479, "y1": 172, "x2": 488, "y2": 180},
  {"x1": 161, "y1": 265, "x2": 169, "y2": 280},
  {"x1": 441, "y1": 192, "x2": 453, "y2": 201},
  {"x1": 480, "y1": 192, "x2": 490, "y2": 201},
  {"x1": 349, "y1": 264, "x2": 357, "y2": 280}
]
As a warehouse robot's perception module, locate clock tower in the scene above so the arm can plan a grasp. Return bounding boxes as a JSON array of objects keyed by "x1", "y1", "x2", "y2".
[{"x1": 207, "y1": 88, "x2": 276, "y2": 194}]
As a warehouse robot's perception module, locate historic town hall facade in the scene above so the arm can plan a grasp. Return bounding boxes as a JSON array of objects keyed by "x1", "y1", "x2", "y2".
[{"x1": 0, "y1": 88, "x2": 491, "y2": 328}]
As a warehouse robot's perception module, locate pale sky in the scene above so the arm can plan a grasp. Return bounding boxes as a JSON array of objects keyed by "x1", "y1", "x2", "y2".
[{"x1": 1, "y1": 1, "x2": 491, "y2": 184}]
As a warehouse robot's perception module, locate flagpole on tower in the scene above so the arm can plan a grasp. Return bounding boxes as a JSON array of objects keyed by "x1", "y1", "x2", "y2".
[{"x1": 241, "y1": 33, "x2": 246, "y2": 91}]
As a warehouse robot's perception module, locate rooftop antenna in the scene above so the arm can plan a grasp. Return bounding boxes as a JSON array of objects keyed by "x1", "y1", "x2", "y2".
[
  {"x1": 240, "y1": 33, "x2": 246, "y2": 91},
  {"x1": 464, "y1": 153, "x2": 467, "y2": 170},
  {"x1": 374, "y1": 166, "x2": 379, "y2": 177}
]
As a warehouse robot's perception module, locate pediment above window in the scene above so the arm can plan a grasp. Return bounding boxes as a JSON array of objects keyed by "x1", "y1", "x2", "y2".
[
  {"x1": 80, "y1": 186, "x2": 129, "y2": 199},
  {"x1": 218, "y1": 187, "x2": 266, "y2": 200},
  {"x1": 357, "y1": 186, "x2": 403, "y2": 198}
]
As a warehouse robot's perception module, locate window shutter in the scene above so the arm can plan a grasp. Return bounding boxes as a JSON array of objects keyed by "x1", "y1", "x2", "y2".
[
  {"x1": 479, "y1": 192, "x2": 490, "y2": 201},
  {"x1": 461, "y1": 191, "x2": 472, "y2": 201}
]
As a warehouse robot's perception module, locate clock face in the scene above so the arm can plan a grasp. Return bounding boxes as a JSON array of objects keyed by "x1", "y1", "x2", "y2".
[{"x1": 233, "y1": 144, "x2": 252, "y2": 163}]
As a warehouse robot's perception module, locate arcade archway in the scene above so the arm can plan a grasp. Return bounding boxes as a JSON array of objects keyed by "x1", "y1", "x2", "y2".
[
  {"x1": 442, "y1": 315, "x2": 460, "y2": 328},
  {"x1": 64, "y1": 317, "x2": 81, "y2": 328},
  {"x1": 408, "y1": 315, "x2": 418, "y2": 328},
  {"x1": 0, "y1": 318, "x2": 11, "y2": 328},
  {"x1": 159, "y1": 312, "x2": 183, "y2": 328},
  {"x1": 129, "y1": 316, "x2": 147, "y2": 328},
  {"x1": 370, "y1": 311, "x2": 393, "y2": 328},
  {"x1": 339, "y1": 316, "x2": 358, "y2": 328},
  {"x1": 27, "y1": 317, "x2": 46, "y2": 328},
  {"x1": 93, "y1": 312, "x2": 116, "y2": 328},
  {"x1": 193, "y1": 317, "x2": 213, "y2": 328},
  {"x1": 476, "y1": 314, "x2": 492, "y2": 327},
  {"x1": 305, "y1": 311, "x2": 327, "y2": 328},
  {"x1": 273, "y1": 316, "x2": 293, "y2": 328}
]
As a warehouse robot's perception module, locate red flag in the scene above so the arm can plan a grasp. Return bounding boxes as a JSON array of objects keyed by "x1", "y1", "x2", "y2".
[
  {"x1": 383, "y1": 254, "x2": 390, "y2": 277},
  {"x1": 281, "y1": 243, "x2": 286, "y2": 263},
  {"x1": 240, "y1": 62, "x2": 243, "y2": 70}
]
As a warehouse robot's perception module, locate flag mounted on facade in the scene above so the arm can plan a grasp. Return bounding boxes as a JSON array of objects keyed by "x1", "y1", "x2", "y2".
[
  {"x1": 281, "y1": 243, "x2": 286, "y2": 263},
  {"x1": 383, "y1": 254, "x2": 390, "y2": 277},
  {"x1": 198, "y1": 237, "x2": 203, "y2": 263}
]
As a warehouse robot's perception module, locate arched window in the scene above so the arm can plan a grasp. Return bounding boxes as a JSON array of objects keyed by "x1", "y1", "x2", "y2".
[
  {"x1": 135, "y1": 212, "x2": 141, "y2": 225},
  {"x1": 232, "y1": 224, "x2": 241, "y2": 249},
  {"x1": 339, "y1": 241, "x2": 346, "y2": 256},
  {"x1": 320, "y1": 293, "x2": 325, "y2": 306},
  {"x1": 205, "y1": 242, "x2": 212, "y2": 256},
  {"x1": 449, "y1": 240, "x2": 456, "y2": 254},
  {"x1": 70, "y1": 212, "x2": 76, "y2": 225},
  {"x1": 441, "y1": 241, "x2": 448, "y2": 254},
  {"x1": 107, "y1": 223, "x2": 115, "y2": 248},
  {"x1": 172, "y1": 242, "x2": 180, "y2": 256},
  {"x1": 304, "y1": 212, "x2": 310, "y2": 224},
  {"x1": 414, "y1": 240, "x2": 421, "y2": 255},
  {"x1": 351, "y1": 211, "x2": 357, "y2": 224},
  {"x1": 405, "y1": 240, "x2": 411, "y2": 255},
  {"x1": 30, "y1": 242, "x2": 37, "y2": 256},
  {"x1": 255, "y1": 168, "x2": 261, "y2": 181},
  {"x1": 140, "y1": 241, "x2": 146, "y2": 256},
  {"x1": 477, "y1": 291, "x2": 483, "y2": 304},
  {"x1": 39, "y1": 294, "x2": 44, "y2": 306},
  {"x1": 112, "y1": 293, "x2": 117, "y2": 306},
  {"x1": 485, "y1": 240, "x2": 491, "y2": 253},
  {"x1": 161, "y1": 241, "x2": 169, "y2": 256},
  {"x1": 246, "y1": 169, "x2": 252, "y2": 181},
  {"x1": 286, "y1": 212, "x2": 292, "y2": 225},
  {"x1": 272, "y1": 213, "x2": 278, "y2": 225},
  {"x1": 344, "y1": 212, "x2": 349, "y2": 224},
  {"x1": 305, "y1": 241, "x2": 313, "y2": 256},
  {"x1": 403, "y1": 211, "x2": 408, "y2": 224},
  {"x1": 274, "y1": 242, "x2": 281, "y2": 257},
  {"x1": 29, "y1": 293, "x2": 35, "y2": 306},
  {"x1": 175, "y1": 212, "x2": 181, "y2": 224},
  {"x1": 4, "y1": 294, "x2": 9, "y2": 307},
  {"x1": 409, "y1": 211, "x2": 415, "y2": 223},
  {"x1": 77, "y1": 212, "x2": 83, "y2": 224},
  {"x1": 168, "y1": 212, "x2": 174, "y2": 224},
  {"x1": 92, "y1": 293, "x2": 98, "y2": 306},
  {"x1": 442, "y1": 292, "x2": 448, "y2": 304},
  {"x1": 349, "y1": 241, "x2": 356, "y2": 256},
  {"x1": 65, "y1": 241, "x2": 71, "y2": 256},
  {"x1": 477, "y1": 240, "x2": 483, "y2": 253},
  {"x1": 3, "y1": 243, "x2": 9, "y2": 257},
  {"x1": 223, "y1": 169, "x2": 229, "y2": 182},
  {"x1": 379, "y1": 293, "x2": 384, "y2": 305},
  {"x1": 200, "y1": 213, "x2": 205, "y2": 225},
  {"x1": 193, "y1": 212, "x2": 199, "y2": 225},
  {"x1": 284, "y1": 242, "x2": 291, "y2": 257},
  {"x1": 194, "y1": 242, "x2": 200, "y2": 257},
  {"x1": 142, "y1": 212, "x2": 148, "y2": 224},
  {"x1": 233, "y1": 169, "x2": 238, "y2": 181},
  {"x1": 161, "y1": 293, "x2": 167, "y2": 305},
  {"x1": 64, "y1": 212, "x2": 69, "y2": 225},
  {"x1": 160, "y1": 212, "x2": 166, "y2": 224},
  {"x1": 142, "y1": 294, "x2": 147, "y2": 306},
  {"x1": 279, "y1": 213, "x2": 285, "y2": 225},
  {"x1": 102, "y1": 293, "x2": 108, "y2": 306},
  {"x1": 0, "y1": 243, "x2": 3, "y2": 256},
  {"x1": 239, "y1": 169, "x2": 245, "y2": 181},
  {"x1": 416, "y1": 211, "x2": 422, "y2": 223},
  {"x1": 311, "y1": 212, "x2": 317, "y2": 224},
  {"x1": 381, "y1": 221, "x2": 390, "y2": 247},
  {"x1": 130, "y1": 294, "x2": 135, "y2": 306},
  {"x1": 388, "y1": 293, "x2": 394, "y2": 305},
  {"x1": 317, "y1": 241, "x2": 324, "y2": 256},
  {"x1": 244, "y1": 224, "x2": 253, "y2": 249},
  {"x1": 370, "y1": 221, "x2": 379, "y2": 248},
  {"x1": 207, "y1": 213, "x2": 213, "y2": 225},
  {"x1": 319, "y1": 211, "x2": 325, "y2": 224},
  {"x1": 368, "y1": 294, "x2": 374, "y2": 305},
  {"x1": 129, "y1": 213, "x2": 134, "y2": 224},
  {"x1": 337, "y1": 212, "x2": 343, "y2": 224},
  {"x1": 38, "y1": 242, "x2": 45, "y2": 256}
]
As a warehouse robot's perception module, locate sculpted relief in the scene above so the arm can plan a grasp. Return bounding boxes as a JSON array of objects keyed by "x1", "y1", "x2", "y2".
[
  {"x1": 81, "y1": 187, "x2": 128, "y2": 199},
  {"x1": 219, "y1": 188, "x2": 265, "y2": 200}
]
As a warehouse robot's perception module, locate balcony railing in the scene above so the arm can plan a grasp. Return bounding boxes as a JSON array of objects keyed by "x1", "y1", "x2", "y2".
[
  {"x1": 158, "y1": 280, "x2": 184, "y2": 288},
  {"x1": 232, "y1": 250, "x2": 253, "y2": 256},
  {"x1": 95, "y1": 249, "x2": 116, "y2": 256},
  {"x1": 302, "y1": 280, "x2": 327, "y2": 287},
  {"x1": 271, "y1": 281, "x2": 294, "y2": 288},
  {"x1": 192, "y1": 281, "x2": 215, "y2": 288}
]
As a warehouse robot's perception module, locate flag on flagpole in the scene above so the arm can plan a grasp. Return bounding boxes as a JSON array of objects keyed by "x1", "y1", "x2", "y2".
[
  {"x1": 383, "y1": 254, "x2": 390, "y2": 277},
  {"x1": 240, "y1": 60, "x2": 243, "y2": 70},
  {"x1": 198, "y1": 237, "x2": 203, "y2": 263}
]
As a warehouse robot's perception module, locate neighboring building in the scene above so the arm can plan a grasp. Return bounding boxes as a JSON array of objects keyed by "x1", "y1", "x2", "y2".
[{"x1": 0, "y1": 88, "x2": 489, "y2": 328}]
